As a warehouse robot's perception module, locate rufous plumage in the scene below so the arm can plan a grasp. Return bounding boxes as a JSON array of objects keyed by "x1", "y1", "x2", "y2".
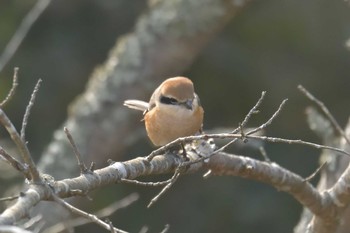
[{"x1": 124, "y1": 77, "x2": 204, "y2": 146}]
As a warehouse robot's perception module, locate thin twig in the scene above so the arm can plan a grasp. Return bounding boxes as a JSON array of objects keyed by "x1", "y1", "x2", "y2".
[
  {"x1": 22, "y1": 214, "x2": 43, "y2": 229},
  {"x1": 202, "y1": 169, "x2": 213, "y2": 179},
  {"x1": 244, "y1": 98, "x2": 288, "y2": 136},
  {"x1": 0, "y1": 195, "x2": 19, "y2": 202},
  {"x1": 93, "y1": 193, "x2": 139, "y2": 217},
  {"x1": 21, "y1": 79, "x2": 42, "y2": 141},
  {"x1": 259, "y1": 146, "x2": 271, "y2": 162},
  {"x1": 52, "y1": 194, "x2": 129, "y2": 233},
  {"x1": 232, "y1": 91, "x2": 266, "y2": 134},
  {"x1": 0, "y1": 225, "x2": 33, "y2": 233},
  {"x1": 0, "y1": 0, "x2": 51, "y2": 72},
  {"x1": 298, "y1": 85, "x2": 350, "y2": 146},
  {"x1": 64, "y1": 127, "x2": 88, "y2": 174},
  {"x1": 147, "y1": 166, "x2": 183, "y2": 208},
  {"x1": 304, "y1": 161, "x2": 327, "y2": 182},
  {"x1": 44, "y1": 193, "x2": 139, "y2": 233},
  {"x1": 0, "y1": 108, "x2": 40, "y2": 182},
  {"x1": 188, "y1": 98, "x2": 289, "y2": 166},
  {"x1": 247, "y1": 135, "x2": 350, "y2": 157},
  {"x1": 0, "y1": 67, "x2": 19, "y2": 108},
  {"x1": 0, "y1": 146, "x2": 30, "y2": 179},
  {"x1": 178, "y1": 131, "x2": 350, "y2": 171},
  {"x1": 106, "y1": 219, "x2": 116, "y2": 233},
  {"x1": 239, "y1": 123, "x2": 247, "y2": 143},
  {"x1": 147, "y1": 98, "x2": 350, "y2": 167},
  {"x1": 182, "y1": 100, "x2": 350, "y2": 167},
  {"x1": 160, "y1": 224, "x2": 170, "y2": 233}
]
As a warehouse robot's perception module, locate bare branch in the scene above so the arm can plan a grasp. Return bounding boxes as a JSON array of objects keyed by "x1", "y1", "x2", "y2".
[
  {"x1": 245, "y1": 98, "x2": 288, "y2": 136},
  {"x1": 147, "y1": 166, "x2": 183, "y2": 208},
  {"x1": 0, "y1": 186, "x2": 49, "y2": 225},
  {"x1": 0, "y1": 146, "x2": 29, "y2": 179},
  {"x1": 0, "y1": 0, "x2": 51, "y2": 72},
  {"x1": 182, "y1": 98, "x2": 288, "y2": 167},
  {"x1": 245, "y1": 135, "x2": 350, "y2": 157},
  {"x1": 232, "y1": 91, "x2": 266, "y2": 133},
  {"x1": 0, "y1": 225, "x2": 33, "y2": 233},
  {"x1": 107, "y1": 219, "x2": 116, "y2": 233},
  {"x1": 303, "y1": 162, "x2": 327, "y2": 182},
  {"x1": 207, "y1": 152, "x2": 327, "y2": 218},
  {"x1": 160, "y1": 224, "x2": 170, "y2": 233},
  {"x1": 52, "y1": 194, "x2": 128, "y2": 233},
  {"x1": 0, "y1": 67, "x2": 19, "y2": 108},
  {"x1": 22, "y1": 214, "x2": 43, "y2": 230},
  {"x1": 44, "y1": 193, "x2": 139, "y2": 233},
  {"x1": 0, "y1": 108, "x2": 40, "y2": 182},
  {"x1": 0, "y1": 195, "x2": 19, "y2": 202},
  {"x1": 21, "y1": 79, "x2": 42, "y2": 141},
  {"x1": 259, "y1": 146, "x2": 271, "y2": 162},
  {"x1": 0, "y1": 148, "x2": 334, "y2": 228},
  {"x1": 298, "y1": 85, "x2": 350, "y2": 145},
  {"x1": 64, "y1": 127, "x2": 88, "y2": 174}
]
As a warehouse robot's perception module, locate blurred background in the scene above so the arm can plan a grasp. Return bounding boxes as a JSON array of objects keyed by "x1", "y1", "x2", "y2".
[{"x1": 1, "y1": 0, "x2": 350, "y2": 232}]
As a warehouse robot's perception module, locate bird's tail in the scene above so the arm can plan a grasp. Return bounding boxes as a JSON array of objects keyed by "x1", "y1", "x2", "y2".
[{"x1": 123, "y1": 100, "x2": 149, "y2": 112}]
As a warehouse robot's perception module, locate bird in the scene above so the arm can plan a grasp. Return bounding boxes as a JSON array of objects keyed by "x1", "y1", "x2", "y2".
[{"x1": 124, "y1": 77, "x2": 204, "y2": 147}]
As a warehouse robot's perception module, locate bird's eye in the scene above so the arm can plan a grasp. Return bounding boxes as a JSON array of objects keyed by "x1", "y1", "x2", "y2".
[{"x1": 160, "y1": 96, "x2": 178, "y2": 105}]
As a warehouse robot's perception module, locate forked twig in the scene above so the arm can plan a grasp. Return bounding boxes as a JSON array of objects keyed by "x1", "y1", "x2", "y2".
[
  {"x1": 0, "y1": 78, "x2": 43, "y2": 182},
  {"x1": 232, "y1": 91, "x2": 266, "y2": 134},
  {"x1": 183, "y1": 98, "x2": 288, "y2": 167},
  {"x1": 147, "y1": 166, "x2": 183, "y2": 208},
  {"x1": 0, "y1": 108, "x2": 40, "y2": 182},
  {"x1": 147, "y1": 96, "x2": 350, "y2": 171}
]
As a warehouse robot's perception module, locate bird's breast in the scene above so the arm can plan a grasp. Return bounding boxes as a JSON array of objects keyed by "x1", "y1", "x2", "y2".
[{"x1": 144, "y1": 105, "x2": 204, "y2": 146}]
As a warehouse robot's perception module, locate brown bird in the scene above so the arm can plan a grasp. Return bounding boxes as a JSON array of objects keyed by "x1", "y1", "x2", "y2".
[{"x1": 124, "y1": 77, "x2": 204, "y2": 147}]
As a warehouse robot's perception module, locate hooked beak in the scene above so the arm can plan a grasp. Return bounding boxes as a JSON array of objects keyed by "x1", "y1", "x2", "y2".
[{"x1": 182, "y1": 99, "x2": 193, "y2": 110}]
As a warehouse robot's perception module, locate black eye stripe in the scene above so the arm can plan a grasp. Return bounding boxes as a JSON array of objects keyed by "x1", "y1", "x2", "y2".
[{"x1": 160, "y1": 96, "x2": 178, "y2": 105}]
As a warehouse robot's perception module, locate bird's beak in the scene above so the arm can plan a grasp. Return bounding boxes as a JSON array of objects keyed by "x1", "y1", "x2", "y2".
[{"x1": 183, "y1": 99, "x2": 193, "y2": 110}]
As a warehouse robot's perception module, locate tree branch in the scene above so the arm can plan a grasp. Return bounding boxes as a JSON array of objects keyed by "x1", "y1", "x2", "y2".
[
  {"x1": 0, "y1": 0, "x2": 51, "y2": 73},
  {"x1": 0, "y1": 149, "x2": 338, "y2": 229},
  {"x1": 0, "y1": 108, "x2": 40, "y2": 182},
  {"x1": 0, "y1": 67, "x2": 19, "y2": 108}
]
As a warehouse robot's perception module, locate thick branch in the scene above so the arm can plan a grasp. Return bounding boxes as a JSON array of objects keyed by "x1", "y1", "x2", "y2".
[
  {"x1": 0, "y1": 150, "x2": 333, "y2": 227},
  {"x1": 207, "y1": 152, "x2": 328, "y2": 218}
]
